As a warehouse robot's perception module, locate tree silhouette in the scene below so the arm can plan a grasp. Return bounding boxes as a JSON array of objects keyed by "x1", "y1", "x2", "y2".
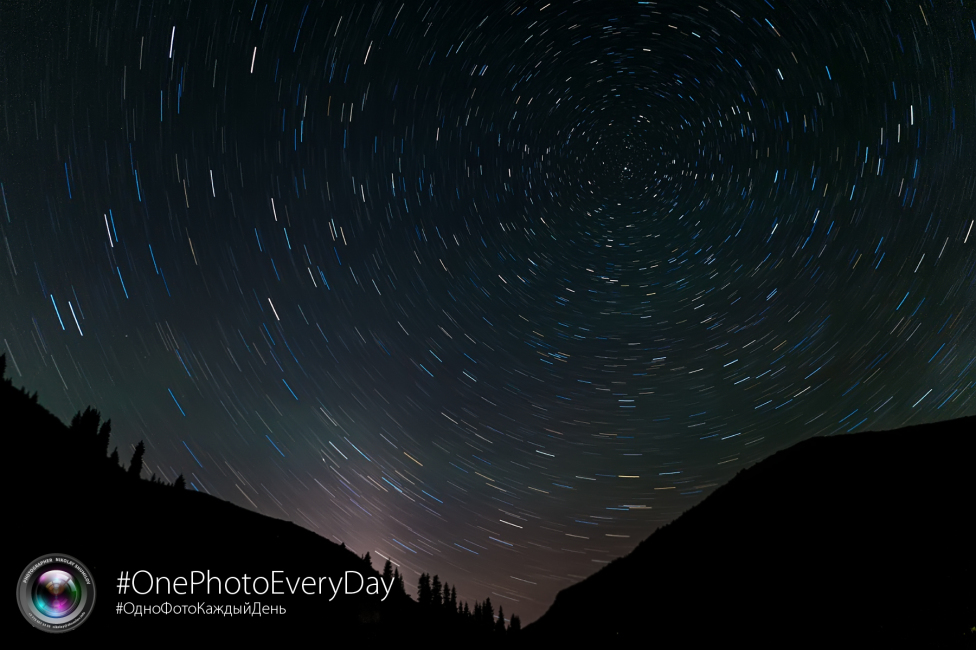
[
  {"x1": 442, "y1": 582, "x2": 453, "y2": 613},
  {"x1": 128, "y1": 441, "x2": 146, "y2": 477},
  {"x1": 109, "y1": 447, "x2": 120, "y2": 467},
  {"x1": 431, "y1": 574, "x2": 442, "y2": 608},
  {"x1": 174, "y1": 473, "x2": 186, "y2": 489},
  {"x1": 70, "y1": 406, "x2": 100, "y2": 437},
  {"x1": 418, "y1": 573, "x2": 432, "y2": 607},
  {"x1": 382, "y1": 559, "x2": 393, "y2": 584},
  {"x1": 495, "y1": 606, "x2": 506, "y2": 634},
  {"x1": 67, "y1": 406, "x2": 115, "y2": 464},
  {"x1": 393, "y1": 568, "x2": 405, "y2": 596},
  {"x1": 482, "y1": 598, "x2": 494, "y2": 633},
  {"x1": 363, "y1": 551, "x2": 372, "y2": 568},
  {"x1": 96, "y1": 419, "x2": 112, "y2": 458},
  {"x1": 509, "y1": 614, "x2": 521, "y2": 635}
]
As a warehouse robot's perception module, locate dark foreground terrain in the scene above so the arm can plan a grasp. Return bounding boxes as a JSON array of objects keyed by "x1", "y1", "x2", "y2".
[
  {"x1": 525, "y1": 414, "x2": 975, "y2": 645},
  {"x1": 5, "y1": 356, "x2": 973, "y2": 644},
  {"x1": 4, "y1": 357, "x2": 509, "y2": 643}
]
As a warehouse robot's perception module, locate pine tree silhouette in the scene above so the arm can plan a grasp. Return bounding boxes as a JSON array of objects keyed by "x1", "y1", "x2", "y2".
[
  {"x1": 382, "y1": 559, "x2": 393, "y2": 584},
  {"x1": 174, "y1": 473, "x2": 186, "y2": 489},
  {"x1": 67, "y1": 406, "x2": 116, "y2": 464},
  {"x1": 431, "y1": 575, "x2": 442, "y2": 608},
  {"x1": 495, "y1": 606, "x2": 506, "y2": 634},
  {"x1": 70, "y1": 406, "x2": 100, "y2": 436},
  {"x1": 128, "y1": 441, "x2": 146, "y2": 477},
  {"x1": 393, "y1": 568, "x2": 405, "y2": 596},
  {"x1": 442, "y1": 582, "x2": 452, "y2": 612},
  {"x1": 109, "y1": 447, "x2": 120, "y2": 467},
  {"x1": 363, "y1": 551, "x2": 372, "y2": 568},
  {"x1": 509, "y1": 614, "x2": 521, "y2": 635},
  {"x1": 418, "y1": 573, "x2": 432, "y2": 607},
  {"x1": 483, "y1": 598, "x2": 494, "y2": 633},
  {"x1": 96, "y1": 419, "x2": 111, "y2": 458}
]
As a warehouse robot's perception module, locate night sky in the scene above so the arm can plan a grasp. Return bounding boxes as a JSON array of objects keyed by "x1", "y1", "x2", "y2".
[{"x1": 2, "y1": 0, "x2": 974, "y2": 622}]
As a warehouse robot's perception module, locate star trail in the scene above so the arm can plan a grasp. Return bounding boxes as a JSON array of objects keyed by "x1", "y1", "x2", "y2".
[{"x1": 1, "y1": 0, "x2": 974, "y2": 622}]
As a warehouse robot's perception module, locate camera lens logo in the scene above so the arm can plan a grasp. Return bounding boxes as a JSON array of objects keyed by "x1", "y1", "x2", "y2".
[{"x1": 17, "y1": 554, "x2": 96, "y2": 633}]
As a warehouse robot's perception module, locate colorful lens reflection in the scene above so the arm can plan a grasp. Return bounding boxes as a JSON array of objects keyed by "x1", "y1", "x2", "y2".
[{"x1": 32, "y1": 569, "x2": 81, "y2": 618}]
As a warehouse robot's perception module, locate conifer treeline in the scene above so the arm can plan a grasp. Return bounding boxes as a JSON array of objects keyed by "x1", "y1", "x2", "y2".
[
  {"x1": 369, "y1": 553, "x2": 409, "y2": 599},
  {"x1": 67, "y1": 403, "x2": 187, "y2": 488},
  {"x1": 1, "y1": 353, "x2": 188, "y2": 489},
  {"x1": 414, "y1": 571, "x2": 521, "y2": 638},
  {"x1": 5, "y1": 354, "x2": 521, "y2": 640}
]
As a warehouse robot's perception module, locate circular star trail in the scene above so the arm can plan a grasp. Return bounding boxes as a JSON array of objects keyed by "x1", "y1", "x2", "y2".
[{"x1": 1, "y1": 0, "x2": 974, "y2": 622}]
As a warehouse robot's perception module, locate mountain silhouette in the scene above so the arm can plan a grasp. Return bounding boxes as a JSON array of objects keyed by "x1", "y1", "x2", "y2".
[
  {"x1": 5, "y1": 353, "x2": 972, "y2": 644},
  {"x1": 524, "y1": 414, "x2": 975, "y2": 645},
  {"x1": 2, "y1": 357, "x2": 517, "y2": 643}
]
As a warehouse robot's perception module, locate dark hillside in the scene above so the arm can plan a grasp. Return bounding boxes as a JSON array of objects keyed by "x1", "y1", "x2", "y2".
[
  {"x1": 525, "y1": 415, "x2": 975, "y2": 645},
  {"x1": 6, "y1": 351, "x2": 971, "y2": 645},
  {"x1": 2, "y1": 356, "x2": 425, "y2": 642}
]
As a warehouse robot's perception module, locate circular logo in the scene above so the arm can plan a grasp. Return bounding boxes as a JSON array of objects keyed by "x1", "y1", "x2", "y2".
[{"x1": 16, "y1": 554, "x2": 96, "y2": 633}]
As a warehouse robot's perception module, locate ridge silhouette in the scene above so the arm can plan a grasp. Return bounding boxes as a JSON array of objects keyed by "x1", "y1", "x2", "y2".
[
  {"x1": 524, "y1": 412, "x2": 975, "y2": 645},
  {"x1": 4, "y1": 354, "x2": 971, "y2": 644},
  {"x1": 3, "y1": 355, "x2": 519, "y2": 643}
]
